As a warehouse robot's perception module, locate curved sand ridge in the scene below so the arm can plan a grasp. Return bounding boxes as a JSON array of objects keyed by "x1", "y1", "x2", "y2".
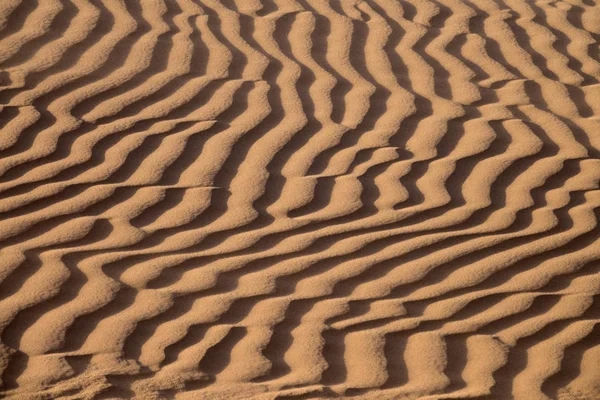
[{"x1": 1, "y1": 0, "x2": 600, "y2": 399}]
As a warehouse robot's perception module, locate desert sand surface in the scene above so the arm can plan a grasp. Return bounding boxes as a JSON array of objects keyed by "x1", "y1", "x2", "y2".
[{"x1": 0, "y1": 0, "x2": 600, "y2": 399}]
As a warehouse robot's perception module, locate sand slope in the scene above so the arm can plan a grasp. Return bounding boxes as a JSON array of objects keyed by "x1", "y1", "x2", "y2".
[{"x1": 1, "y1": 0, "x2": 600, "y2": 399}]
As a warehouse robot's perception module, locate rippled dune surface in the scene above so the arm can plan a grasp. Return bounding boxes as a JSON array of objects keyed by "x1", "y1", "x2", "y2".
[{"x1": 1, "y1": 0, "x2": 600, "y2": 398}]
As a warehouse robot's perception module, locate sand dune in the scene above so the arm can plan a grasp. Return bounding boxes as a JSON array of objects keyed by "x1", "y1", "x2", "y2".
[{"x1": 0, "y1": 0, "x2": 599, "y2": 398}]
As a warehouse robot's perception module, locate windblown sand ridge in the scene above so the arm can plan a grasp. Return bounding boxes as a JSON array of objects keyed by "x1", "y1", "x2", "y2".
[{"x1": 0, "y1": 0, "x2": 600, "y2": 399}]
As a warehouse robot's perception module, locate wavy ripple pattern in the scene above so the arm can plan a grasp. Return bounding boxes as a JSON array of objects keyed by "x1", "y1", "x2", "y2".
[{"x1": 1, "y1": 0, "x2": 600, "y2": 399}]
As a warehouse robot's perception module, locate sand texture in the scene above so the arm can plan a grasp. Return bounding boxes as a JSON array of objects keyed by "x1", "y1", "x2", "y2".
[{"x1": 1, "y1": 0, "x2": 600, "y2": 399}]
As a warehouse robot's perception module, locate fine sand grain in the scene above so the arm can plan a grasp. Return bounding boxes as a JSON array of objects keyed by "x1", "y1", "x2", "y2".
[{"x1": 1, "y1": 0, "x2": 600, "y2": 399}]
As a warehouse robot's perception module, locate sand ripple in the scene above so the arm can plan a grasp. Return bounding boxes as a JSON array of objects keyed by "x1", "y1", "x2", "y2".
[{"x1": 1, "y1": 0, "x2": 600, "y2": 399}]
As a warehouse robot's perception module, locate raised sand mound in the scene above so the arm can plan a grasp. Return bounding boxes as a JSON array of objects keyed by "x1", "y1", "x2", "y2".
[{"x1": 1, "y1": 0, "x2": 600, "y2": 399}]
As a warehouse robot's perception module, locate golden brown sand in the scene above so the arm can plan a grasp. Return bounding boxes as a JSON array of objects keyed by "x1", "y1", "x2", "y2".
[{"x1": 1, "y1": 0, "x2": 600, "y2": 399}]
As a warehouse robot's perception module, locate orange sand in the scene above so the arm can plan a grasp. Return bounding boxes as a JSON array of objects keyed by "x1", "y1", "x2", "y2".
[{"x1": 0, "y1": 0, "x2": 600, "y2": 399}]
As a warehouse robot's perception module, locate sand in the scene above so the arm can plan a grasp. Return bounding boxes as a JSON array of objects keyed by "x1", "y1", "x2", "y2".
[{"x1": 0, "y1": 0, "x2": 599, "y2": 399}]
